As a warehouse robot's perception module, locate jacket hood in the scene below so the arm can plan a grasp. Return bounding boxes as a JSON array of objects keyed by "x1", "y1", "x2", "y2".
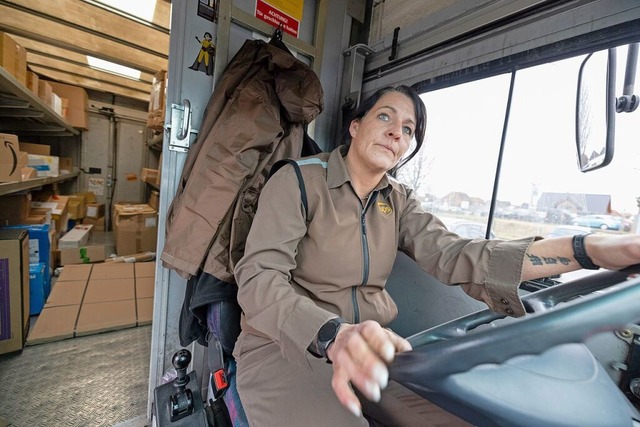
[{"x1": 263, "y1": 41, "x2": 324, "y2": 124}]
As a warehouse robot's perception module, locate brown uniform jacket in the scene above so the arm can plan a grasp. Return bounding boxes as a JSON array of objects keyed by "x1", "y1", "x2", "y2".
[
  {"x1": 161, "y1": 39, "x2": 324, "y2": 280},
  {"x1": 234, "y1": 146, "x2": 536, "y2": 369}
]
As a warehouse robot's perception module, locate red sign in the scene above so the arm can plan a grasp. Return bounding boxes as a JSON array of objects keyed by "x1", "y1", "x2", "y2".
[{"x1": 255, "y1": 0, "x2": 300, "y2": 38}]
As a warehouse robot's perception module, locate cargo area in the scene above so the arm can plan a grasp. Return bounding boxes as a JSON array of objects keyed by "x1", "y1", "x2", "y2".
[{"x1": 0, "y1": 3, "x2": 167, "y2": 425}]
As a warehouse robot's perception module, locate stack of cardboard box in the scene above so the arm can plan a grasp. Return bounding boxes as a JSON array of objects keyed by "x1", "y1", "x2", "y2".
[
  {"x1": 0, "y1": 136, "x2": 74, "y2": 183},
  {"x1": 26, "y1": 262, "x2": 155, "y2": 345},
  {"x1": 147, "y1": 70, "x2": 167, "y2": 131},
  {"x1": 112, "y1": 203, "x2": 158, "y2": 257},
  {"x1": 0, "y1": 32, "x2": 89, "y2": 129}
]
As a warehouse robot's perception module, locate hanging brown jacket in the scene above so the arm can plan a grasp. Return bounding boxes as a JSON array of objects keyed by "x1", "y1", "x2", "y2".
[{"x1": 161, "y1": 39, "x2": 324, "y2": 280}]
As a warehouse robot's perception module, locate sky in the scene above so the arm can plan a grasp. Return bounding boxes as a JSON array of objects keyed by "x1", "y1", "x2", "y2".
[{"x1": 409, "y1": 46, "x2": 640, "y2": 215}]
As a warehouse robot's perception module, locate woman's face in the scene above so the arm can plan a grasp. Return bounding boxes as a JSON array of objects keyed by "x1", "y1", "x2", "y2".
[{"x1": 347, "y1": 91, "x2": 416, "y2": 175}]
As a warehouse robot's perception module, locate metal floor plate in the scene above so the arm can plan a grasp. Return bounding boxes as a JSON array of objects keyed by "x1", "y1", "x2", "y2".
[{"x1": 0, "y1": 324, "x2": 151, "y2": 427}]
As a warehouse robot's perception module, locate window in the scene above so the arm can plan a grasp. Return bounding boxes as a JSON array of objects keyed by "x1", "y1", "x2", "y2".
[{"x1": 399, "y1": 45, "x2": 639, "y2": 256}]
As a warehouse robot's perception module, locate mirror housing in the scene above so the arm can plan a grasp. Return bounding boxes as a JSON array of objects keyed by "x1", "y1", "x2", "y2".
[{"x1": 575, "y1": 49, "x2": 616, "y2": 172}]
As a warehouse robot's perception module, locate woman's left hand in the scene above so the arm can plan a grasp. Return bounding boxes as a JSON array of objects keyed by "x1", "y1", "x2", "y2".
[{"x1": 586, "y1": 234, "x2": 640, "y2": 270}]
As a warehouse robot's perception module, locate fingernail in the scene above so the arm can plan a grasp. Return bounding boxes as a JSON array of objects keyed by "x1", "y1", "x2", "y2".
[
  {"x1": 366, "y1": 381, "x2": 381, "y2": 402},
  {"x1": 372, "y1": 364, "x2": 389, "y2": 389},
  {"x1": 382, "y1": 342, "x2": 395, "y2": 361},
  {"x1": 348, "y1": 402, "x2": 362, "y2": 418}
]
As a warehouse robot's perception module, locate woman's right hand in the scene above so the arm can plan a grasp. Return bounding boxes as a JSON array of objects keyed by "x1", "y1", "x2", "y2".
[{"x1": 326, "y1": 320, "x2": 412, "y2": 418}]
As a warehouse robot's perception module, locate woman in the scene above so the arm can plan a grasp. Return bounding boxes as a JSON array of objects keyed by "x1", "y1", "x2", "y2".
[{"x1": 233, "y1": 85, "x2": 640, "y2": 426}]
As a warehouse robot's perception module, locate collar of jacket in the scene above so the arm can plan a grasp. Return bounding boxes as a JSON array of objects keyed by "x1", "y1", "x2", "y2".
[{"x1": 326, "y1": 145, "x2": 406, "y2": 200}]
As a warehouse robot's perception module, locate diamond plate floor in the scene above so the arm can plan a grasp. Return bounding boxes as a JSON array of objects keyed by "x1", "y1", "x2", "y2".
[{"x1": 0, "y1": 324, "x2": 151, "y2": 427}]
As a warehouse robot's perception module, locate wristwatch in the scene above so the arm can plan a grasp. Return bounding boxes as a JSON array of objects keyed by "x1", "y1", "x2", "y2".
[{"x1": 315, "y1": 318, "x2": 347, "y2": 360}]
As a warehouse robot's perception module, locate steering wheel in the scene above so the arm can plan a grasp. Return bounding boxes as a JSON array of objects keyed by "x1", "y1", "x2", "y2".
[{"x1": 389, "y1": 264, "x2": 640, "y2": 382}]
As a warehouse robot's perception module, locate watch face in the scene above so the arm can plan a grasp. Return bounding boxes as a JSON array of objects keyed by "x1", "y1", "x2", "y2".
[{"x1": 318, "y1": 321, "x2": 339, "y2": 342}]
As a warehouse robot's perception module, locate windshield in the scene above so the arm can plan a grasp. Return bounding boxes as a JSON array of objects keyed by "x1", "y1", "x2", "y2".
[{"x1": 398, "y1": 45, "x2": 640, "y2": 282}]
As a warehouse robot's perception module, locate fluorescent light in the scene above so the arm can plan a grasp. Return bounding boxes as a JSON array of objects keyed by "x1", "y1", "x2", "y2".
[
  {"x1": 87, "y1": 56, "x2": 141, "y2": 80},
  {"x1": 93, "y1": 0, "x2": 157, "y2": 22}
]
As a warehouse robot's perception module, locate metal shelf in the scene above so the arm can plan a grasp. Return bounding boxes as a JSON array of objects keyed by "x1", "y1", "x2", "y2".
[
  {"x1": 0, "y1": 170, "x2": 80, "y2": 197},
  {"x1": 0, "y1": 67, "x2": 79, "y2": 136}
]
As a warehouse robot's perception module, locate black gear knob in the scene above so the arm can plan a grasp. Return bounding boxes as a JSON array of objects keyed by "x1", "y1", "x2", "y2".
[
  {"x1": 172, "y1": 349, "x2": 191, "y2": 389},
  {"x1": 172, "y1": 349, "x2": 192, "y2": 370}
]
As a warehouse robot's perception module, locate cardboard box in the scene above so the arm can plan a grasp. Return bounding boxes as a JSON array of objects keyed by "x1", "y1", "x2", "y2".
[
  {"x1": 50, "y1": 92, "x2": 62, "y2": 116},
  {"x1": 76, "y1": 192, "x2": 97, "y2": 204},
  {"x1": 0, "y1": 151, "x2": 27, "y2": 183},
  {"x1": 27, "y1": 154, "x2": 59, "y2": 178},
  {"x1": 0, "y1": 32, "x2": 17, "y2": 77},
  {"x1": 113, "y1": 203, "x2": 158, "y2": 256},
  {"x1": 0, "y1": 133, "x2": 27, "y2": 183},
  {"x1": 67, "y1": 195, "x2": 86, "y2": 220},
  {"x1": 0, "y1": 229, "x2": 30, "y2": 355},
  {"x1": 90, "y1": 262, "x2": 134, "y2": 280},
  {"x1": 140, "y1": 168, "x2": 159, "y2": 184},
  {"x1": 135, "y1": 276, "x2": 155, "y2": 299},
  {"x1": 31, "y1": 195, "x2": 69, "y2": 234},
  {"x1": 61, "y1": 97, "x2": 69, "y2": 118},
  {"x1": 59, "y1": 245, "x2": 108, "y2": 265},
  {"x1": 29, "y1": 262, "x2": 47, "y2": 315},
  {"x1": 147, "y1": 70, "x2": 167, "y2": 131},
  {"x1": 57, "y1": 264, "x2": 92, "y2": 282},
  {"x1": 84, "y1": 278, "x2": 135, "y2": 303},
  {"x1": 59, "y1": 157, "x2": 73, "y2": 174},
  {"x1": 14, "y1": 44, "x2": 27, "y2": 86},
  {"x1": 45, "y1": 280, "x2": 87, "y2": 307},
  {"x1": 20, "y1": 142, "x2": 50, "y2": 156},
  {"x1": 38, "y1": 80, "x2": 52, "y2": 106},
  {"x1": 82, "y1": 216, "x2": 105, "y2": 231},
  {"x1": 85, "y1": 203, "x2": 105, "y2": 219},
  {"x1": 75, "y1": 300, "x2": 136, "y2": 336},
  {"x1": 0, "y1": 194, "x2": 31, "y2": 226},
  {"x1": 21, "y1": 166, "x2": 36, "y2": 181},
  {"x1": 147, "y1": 190, "x2": 159, "y2": 211},
  {"x1": 27, "y1": 71, "x2": 39, "y2": 95},
  {"x1": 26, "y1": 305, "x2": 80, "y2": 345},
  {"x1": 47, "y1": 82, "x2": 89, "y2": 130},
  {"x1": 135, "y1": 261, "x2": 155, "y2": 278},
  {"x1": 30, "y1": 207, "x2": 52, "y2": 229},
  {"x1": 59, "y1": 224, "x2": 93, "y2": 249},
  {"x1": 21, "y1": 214, "x2": 46, "y2": 225},
  {"x1": 137, "y1": 298, "x2": 154, "y2": 325}
]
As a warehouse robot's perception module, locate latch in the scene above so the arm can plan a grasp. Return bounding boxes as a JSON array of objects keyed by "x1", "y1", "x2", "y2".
[{"x1": 167, "y1": 99, "x2": 198, "y2": 152}]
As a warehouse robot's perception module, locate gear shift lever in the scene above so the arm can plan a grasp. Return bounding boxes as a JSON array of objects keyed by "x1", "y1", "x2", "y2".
[
  {"x1": 153, "y1": 348, "x2": 209, "y2": 426},
  {"x1": 170, "y1": 349, "x2": 194, "y2": 421}
]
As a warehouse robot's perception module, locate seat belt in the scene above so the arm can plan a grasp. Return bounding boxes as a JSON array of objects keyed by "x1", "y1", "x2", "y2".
[{"x1": 207, "y1": 335, "x2": 232, "y2": 426}]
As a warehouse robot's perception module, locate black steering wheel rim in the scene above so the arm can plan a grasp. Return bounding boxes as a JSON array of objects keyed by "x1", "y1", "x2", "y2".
[{"x1": 389, "y1": 265, "x2": 640, "y2": 382}]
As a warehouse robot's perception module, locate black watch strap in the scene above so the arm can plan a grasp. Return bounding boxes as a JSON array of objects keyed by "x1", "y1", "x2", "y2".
[{"x1": 572, "y1": 234, "x2": 600, "y2": 270}]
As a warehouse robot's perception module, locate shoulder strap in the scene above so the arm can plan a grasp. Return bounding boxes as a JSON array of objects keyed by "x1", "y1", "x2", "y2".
[{"x1": 269, "y1": 159, "x2": 309, "y2": 218}]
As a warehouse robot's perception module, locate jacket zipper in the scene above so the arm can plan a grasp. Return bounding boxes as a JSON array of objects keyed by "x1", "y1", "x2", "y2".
[{"x1": 352, "y1": 192, "x2": 376, "y2": 324}]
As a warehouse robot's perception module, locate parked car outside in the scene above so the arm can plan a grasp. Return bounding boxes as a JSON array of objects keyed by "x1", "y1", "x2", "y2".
[
  {"x1": 571, "y1": 214, "x2": 622, "y2": 230},
  {"x1": 546, "y1": 225, "x2": 592, "y2": 238}
]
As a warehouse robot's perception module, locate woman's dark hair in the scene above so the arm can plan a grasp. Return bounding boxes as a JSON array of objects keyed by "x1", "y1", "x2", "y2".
[{"x1": 341, "y1": 85, "x2": 427, "y2": 176}]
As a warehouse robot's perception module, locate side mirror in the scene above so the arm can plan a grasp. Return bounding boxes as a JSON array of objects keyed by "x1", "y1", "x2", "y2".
[{"x1": 575, "y1": 49, "x2": 616, "y2": 172}]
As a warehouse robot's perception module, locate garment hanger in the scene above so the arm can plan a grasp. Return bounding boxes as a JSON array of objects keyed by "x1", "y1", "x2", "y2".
[{"x1": 268, "y1": 23, "x2": 293, "y2": 56}]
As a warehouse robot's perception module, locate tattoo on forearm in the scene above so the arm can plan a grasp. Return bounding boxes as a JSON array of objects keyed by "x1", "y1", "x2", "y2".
[{"x1": 526, "y1": 253, "x2": 571, "y2": 266}]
